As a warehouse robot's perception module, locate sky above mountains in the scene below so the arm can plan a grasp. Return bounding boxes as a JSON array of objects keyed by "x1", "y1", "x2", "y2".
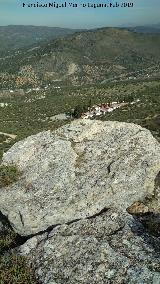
[{"x1": 0, "y1": 0, "x2": 159, "y2": 28}]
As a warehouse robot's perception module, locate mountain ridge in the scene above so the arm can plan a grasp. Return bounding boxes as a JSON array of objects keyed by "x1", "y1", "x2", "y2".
[
  {"x1": 0, "y1": 25, "x2": 83, "y2": 55},
  {"x1": 127, "y1": 23, "x2": 160, "y2": 33},
  {"x1": 0, "y1": 27, "x2": 160, "y2": 87}
]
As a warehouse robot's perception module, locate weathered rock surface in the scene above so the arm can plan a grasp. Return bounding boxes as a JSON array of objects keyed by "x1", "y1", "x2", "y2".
[
  {"x1": 1, "y1": 120, "x2": 160, "y2": 236},
  {"x1": 18, "y1": 209, "x2": 160, "y2": 284}
]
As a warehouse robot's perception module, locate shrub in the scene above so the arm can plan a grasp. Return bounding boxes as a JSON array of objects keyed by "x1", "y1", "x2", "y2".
[
  {"x1": 72, "y1": 105, "x2": 84, "y2": 118},
  {"x1": 72, "y1": 104, "x2": 88, "y2": 118},
  {"x1": 0, "y1": 219, "x2": 37, "y2": 284},
  {"x1": 0, "y1": 225, "x2": 17, "y2": 253},
  {"x1": 0, "y1": 165, "x2": 20, "y2": 188},
  {"x1": 0, "y1": 254, "x2": 37, "y2": 284}
]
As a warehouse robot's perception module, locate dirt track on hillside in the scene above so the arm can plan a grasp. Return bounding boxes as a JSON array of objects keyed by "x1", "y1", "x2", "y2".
[{"x1": 0, "y1": 131, "x2": 17, "y2": 139}]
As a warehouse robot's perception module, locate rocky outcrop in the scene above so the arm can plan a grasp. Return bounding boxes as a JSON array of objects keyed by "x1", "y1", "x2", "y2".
[
  {"x1": 0, "y1": 120, "x2": 160, "y2": 236},
  {"x1": 18, "y1": 209, "x2": 160, "y2": 284},
  {"x1": 1, "y1": 119, "x2": 160, "y2": 283}
]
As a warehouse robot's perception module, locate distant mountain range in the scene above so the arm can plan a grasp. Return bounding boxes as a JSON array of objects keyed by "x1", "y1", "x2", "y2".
[
  {"x1": 0, "y1": 25, "x2": 83, "y2": 55},
  {"x1": 0, "y1": 24, "x2": 159, "y2": 56},
  {"x1": 0, "y1": 26, "x2": 160, "y2": 88},
  {"x1": 126, "y1": 24, "x2": 160, "y2": 33}
]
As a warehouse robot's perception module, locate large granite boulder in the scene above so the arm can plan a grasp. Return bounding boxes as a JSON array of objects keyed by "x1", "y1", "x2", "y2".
[{"x1": 0, "y1": 120, "x2": 160, "y2": 236}]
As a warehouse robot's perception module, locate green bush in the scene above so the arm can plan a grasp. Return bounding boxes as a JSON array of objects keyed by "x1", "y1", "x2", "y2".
[
  {"x1": 72, "y1": 104, "x2": 88, "y2": 118},
  {"x1": 0, "y1": 220, "x2": 37, "y2": 284},
  {"x1": 0, "y1": 165, "x2": 20, "y2": 188},
  {"x1": 0, "y1": 254, "x2": 37, "y2": 284},
  {"x1": 0, "y1": 226, "x2": 17, "y2": 253}
]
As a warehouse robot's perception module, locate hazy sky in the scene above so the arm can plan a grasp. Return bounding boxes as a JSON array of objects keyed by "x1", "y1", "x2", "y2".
[{"x1": 0, "y1": 0, "x2": 159, "y2": 28}]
